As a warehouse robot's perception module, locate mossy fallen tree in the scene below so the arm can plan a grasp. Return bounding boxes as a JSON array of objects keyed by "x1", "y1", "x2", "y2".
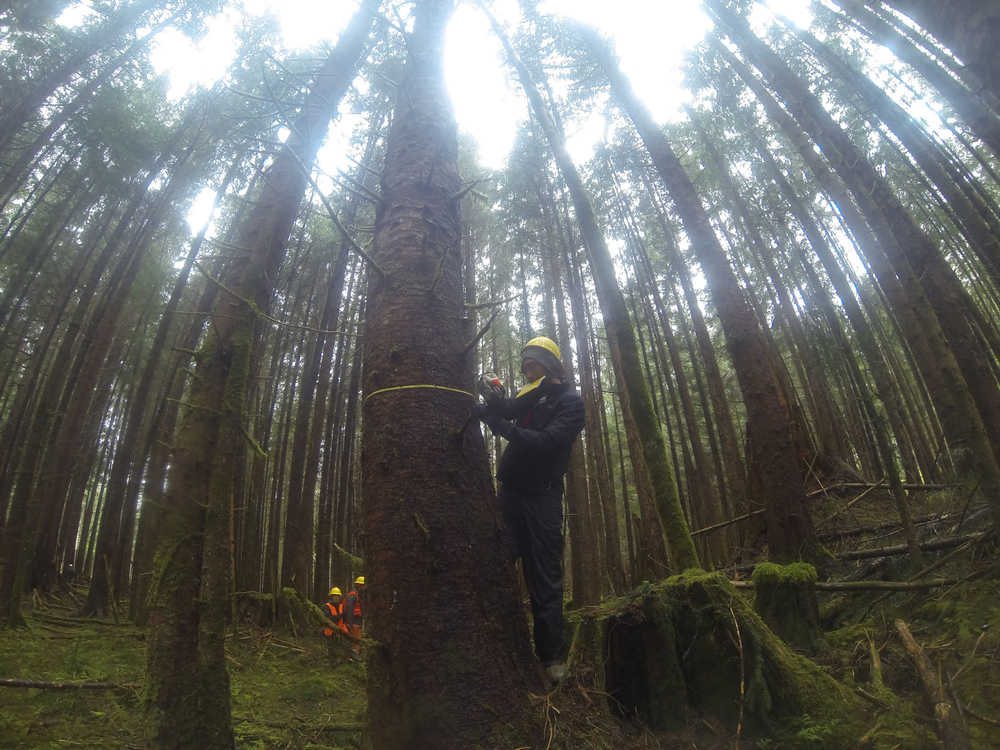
[
  {"x1": 567, "y1": 571, "x2": 866, "y2": 745},
  {"x1": 275, "y1": 588, "x2": 330, "y2": 637}
]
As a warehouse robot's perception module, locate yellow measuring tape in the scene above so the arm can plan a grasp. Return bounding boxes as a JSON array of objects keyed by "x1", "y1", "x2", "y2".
[{"x1": 363, "y1": 383, "x2": 474, "y2": 404}]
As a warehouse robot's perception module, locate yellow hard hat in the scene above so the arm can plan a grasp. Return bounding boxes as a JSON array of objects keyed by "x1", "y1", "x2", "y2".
[
  {"x1": 354, "y1": 576, "x2": 365, "y2": 586},
  {"x1": 328, "y1": 587, "x2": 342, "y2": 597},
  {"x1": 523, "y1": 336, "x2": 561, "y2": 361},
  {"x1": 522, "y1": 336, "x2": 564, "y2": 378}
]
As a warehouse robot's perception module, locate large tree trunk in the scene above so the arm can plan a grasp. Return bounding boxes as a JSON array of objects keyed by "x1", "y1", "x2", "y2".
[
  {"x1": 876, "y1": 0, "x2": 1000, "y2": 104},
  {"x1": 361, "y1": 2, "x2": 537, "y2": 747}
]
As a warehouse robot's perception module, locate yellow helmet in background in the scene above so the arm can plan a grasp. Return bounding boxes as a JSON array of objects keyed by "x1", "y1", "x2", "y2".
[
  {"x1": 328, "y1": 587, "x2": 342, "y2": 597},
  {"x1": 354, "y1": 576, "x2": 365, "y2": 586}
]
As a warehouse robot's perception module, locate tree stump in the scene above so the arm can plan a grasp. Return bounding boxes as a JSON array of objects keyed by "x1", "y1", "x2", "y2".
[
  {"x1": 567, "y1": 572, "x2": 863, "y2": 743},
  {"x1": 752, "y1": 562, "x2": 823, "y2": 653},
  {"x1": 234, "y1": 591, "x2": 275, "y2": 627}
]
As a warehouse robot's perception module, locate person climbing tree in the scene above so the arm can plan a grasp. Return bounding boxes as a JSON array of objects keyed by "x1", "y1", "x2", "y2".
[{"x1": 478, "y1": 336, "x2": 585, "y2": 684}]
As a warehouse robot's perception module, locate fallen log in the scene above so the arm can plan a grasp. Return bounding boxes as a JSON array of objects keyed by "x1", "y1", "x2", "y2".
[
  {"x1": 895, "y1": 619, "x2": 971, "y2": 750},
  {"x1": 0, "y1": 678, "x2": 120, "y2": 690},
  {"x1": 818, "y1": 513, "x2": 955, "y2": 541},
  {"x1": 697, "y1": 484, "x2": 955, "y2": 537},
  {"x1": 807, "y1": 482, "x2": 952, "y2": 497},
  {"x1": 836, "y1": 532, "x2": 986, "y2": 561},
  {"x1": 732, "y1": 532, "x2": 989, "y2": 573},
  {"x1": 731, "y1": 578, "x2": 958, "y2": 592}
]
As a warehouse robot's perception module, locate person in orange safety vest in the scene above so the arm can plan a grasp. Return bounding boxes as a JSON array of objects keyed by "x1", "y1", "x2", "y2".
[
  {"x1": 323, "y1": 587, "x2": 348, "y2": 638},
  {"x1": 342, "y1": 576, "x2": 364, "y2": 656}
]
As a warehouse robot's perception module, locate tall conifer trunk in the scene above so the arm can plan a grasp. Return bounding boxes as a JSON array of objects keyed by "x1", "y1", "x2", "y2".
[
  {"x1": 706, "y1": 2, "x2": 1000, "y2": 530},
  {"x1": 361, "y1": 2, "x2": 536, "y2": 747},
  {"x1": 876, "y1": 0, "x2": 1000, "y2": 103},
  {"x1": 584, "y1": 28, "x2": 819, "y2": 563},
  {"x1": 142, "y1": 4, "x2": 378, "y2": 745}
]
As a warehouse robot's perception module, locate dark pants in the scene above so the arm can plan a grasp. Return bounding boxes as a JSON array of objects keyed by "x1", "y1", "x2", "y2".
[{"x1": 500, "y1": 484, "x2": 564, "y2": 664}]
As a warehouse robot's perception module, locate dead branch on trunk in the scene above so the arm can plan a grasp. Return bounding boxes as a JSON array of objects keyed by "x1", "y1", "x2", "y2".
[
  {"x1": 895, "y1": 619, "x2": 972, "y2": 750},
  {"x1": 691, "y1": 507, "x2": 765, "y2": 536},
  {"x1": 964, "y1": 705, "x2": 1000, "y2": 727},
  {"x1": 461, "y1": 309, "x2": 498, "y2": 357},
  {"x1": 819, "y1": 481, "x2": 884, "y2": 525},
  {"x1": 285, "y1": 150, "x2": 385, "y2": 276},
  {"x1": 464, "y1": 293, "x2": 520, "y2": 311}
]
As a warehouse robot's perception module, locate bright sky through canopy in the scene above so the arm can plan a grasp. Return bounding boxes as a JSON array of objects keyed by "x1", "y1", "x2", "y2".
[
  {"x1": 78, "y1": 0, "x2": 724, "y2": 170},
  {"x1": 445, "y1": 0, "x2": 714, "y2": 168},
  {"x1": 55, "y1": 0, "x2": 812, "y2": 230}
]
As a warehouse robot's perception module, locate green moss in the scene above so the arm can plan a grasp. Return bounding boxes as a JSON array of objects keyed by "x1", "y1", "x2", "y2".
[
  {"x1": 752, "y1": 562, "x2": 818, "y2": 586},
  {"x1": 0, "y1": 617, "x2": 145, "y2": 747},
  {"x1": 0, "y1": 598, "x2": 367, "y2": 750},
  {"x1": 569, "y1": 573, "x2": 866, "y2": 746},
  {"x1": 752, "y1": 563, "x2": 823, "y2": 653},
  {"x1": 276, "y1": 587, "x2": 330, "y2": 636}
]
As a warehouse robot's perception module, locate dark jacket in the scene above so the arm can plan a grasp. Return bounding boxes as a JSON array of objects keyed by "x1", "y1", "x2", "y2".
[{"x1": 494, "y1": 380, "x2": 585, "y2": 491}]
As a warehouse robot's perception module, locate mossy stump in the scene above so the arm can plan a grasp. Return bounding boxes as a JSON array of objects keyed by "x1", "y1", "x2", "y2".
[
  {"x1": 752, "y1": 562, "x2": 823, "y2": 653},
  {"x1": 567, "y1": 571, "x2": 864, "y2": 745}
]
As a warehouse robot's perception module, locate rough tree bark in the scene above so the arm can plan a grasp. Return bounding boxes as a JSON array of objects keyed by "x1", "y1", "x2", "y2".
[{"x1": 360, "y1": 2, "x2": 537, "y2": 747}]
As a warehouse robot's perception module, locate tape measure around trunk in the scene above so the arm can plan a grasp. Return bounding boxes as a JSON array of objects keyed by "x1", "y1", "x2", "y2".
[{"x1": 363, "y1": 384, "x2": 474, "y2": 404}]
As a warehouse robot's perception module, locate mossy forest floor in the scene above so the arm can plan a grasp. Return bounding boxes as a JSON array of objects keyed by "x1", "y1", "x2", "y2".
[
  {"x1": 1, "y1": 490, "x2": 998, "y2": 749},
  {"x1": 0, "y1": 590, "x2": 367, "y2": 749}
]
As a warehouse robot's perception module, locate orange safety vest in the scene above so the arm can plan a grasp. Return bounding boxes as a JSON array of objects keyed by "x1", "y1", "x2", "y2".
[
  {"x1": 343, "y1": 591, "x2": 362, "y2": 638},
  {"x1": 323, "y1": 600, "x2": 347, "y2": 637}
]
